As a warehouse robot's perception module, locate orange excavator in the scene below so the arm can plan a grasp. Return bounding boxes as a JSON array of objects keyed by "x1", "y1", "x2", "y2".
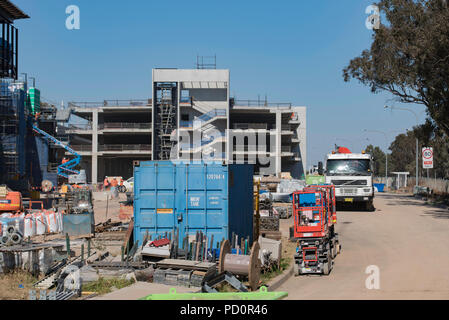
[{"x1": 0, "y1": 185, "x2": 23, "y2": 213}]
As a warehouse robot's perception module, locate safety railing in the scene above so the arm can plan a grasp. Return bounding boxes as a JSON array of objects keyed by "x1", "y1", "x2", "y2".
[
  {"x1": 195, "y1": 109, "x2": 226, "y2": 124},
  {"x1": 68, "y1": 99, "x2": 152, "y2": 108},
  {"x1": 232, "y1": 99, "x2": 292, "y2": 108},
  {"x1": 281, "y1": 124, "x2": 294, "y2": 131},
  {"x1": 99, "y1": 123, "x2": 151, "y2": 130},
  {"x1": 71, "y1": 145, "x2": 93, "y2": 152},
  {"x1": 233, "y1": 123, "x2": 269, "y2": 130},
  {"x1": 98, "y1": 144, "x2": 151, "y2": 151},
  {"x1": 178, "y1": 132, "x2": 226, "y2": 150},
  {"x1": 66, "y1": 123, "x2": 93, "y2": 130}
]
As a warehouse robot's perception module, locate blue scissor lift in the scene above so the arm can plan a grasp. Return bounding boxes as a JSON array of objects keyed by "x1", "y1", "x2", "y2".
[{"x1": 32, "y1": 125, "x2": 81, "y2": 179}]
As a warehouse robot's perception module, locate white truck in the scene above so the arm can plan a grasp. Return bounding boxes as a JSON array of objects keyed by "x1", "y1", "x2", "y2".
[{"x1": 324, "y1": 147, "x2": 375, "y2": 211}]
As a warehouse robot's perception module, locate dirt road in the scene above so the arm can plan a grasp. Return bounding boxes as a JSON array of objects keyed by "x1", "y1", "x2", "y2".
[{"x1": 279, "y1": 193, "x2": 449, "y2": 299}]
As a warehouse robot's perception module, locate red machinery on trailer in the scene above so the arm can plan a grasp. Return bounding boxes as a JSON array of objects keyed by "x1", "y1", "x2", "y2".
[
  {"x1": 303, "y1": 184, "x2": 340, "y2": 258},
  {"x1": 292, "y1": 188, "x2": 336, "y2": 275},
  {"x1": 0, "y1": 186, "x2": 23, "y2": 214}
]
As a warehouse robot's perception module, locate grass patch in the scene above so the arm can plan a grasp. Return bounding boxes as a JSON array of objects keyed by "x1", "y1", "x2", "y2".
[
  {"x1": 83, "y1": 277, "x2": 135, "y2": 295},
  {"x1": 0, "y1": 271, "x2": 39, "y2": 300},
  {"x1": 260, "y1": 258, "x2": 291, "y2": 286}
]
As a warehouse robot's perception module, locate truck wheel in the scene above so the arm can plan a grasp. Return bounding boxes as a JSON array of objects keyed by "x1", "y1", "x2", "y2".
[
  {"x1": 366, "y1": 201, "x2": 375, "y2": 212},
  {"x1": 331, "y1": 239, "x2": 337, "y2": 259},
  {"x1": 323, "y1": 262, "x2": 330, "y2": 275},
  {"x1": 322, "y1": 249, "x2": 332, "y2": 275}
]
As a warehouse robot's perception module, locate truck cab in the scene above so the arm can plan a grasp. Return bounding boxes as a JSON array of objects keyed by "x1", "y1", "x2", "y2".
[{"x1": 324, "y1": 147, "x2": 374, "y2": 211}]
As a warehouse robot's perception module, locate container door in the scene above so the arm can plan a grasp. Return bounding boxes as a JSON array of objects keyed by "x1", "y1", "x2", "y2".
[
  {"x1": 134, "y1": 163, "x2": 177, "y2": 244},
  {"x1": 179, "y1": 164, "x2": 228, "y2": 249}
]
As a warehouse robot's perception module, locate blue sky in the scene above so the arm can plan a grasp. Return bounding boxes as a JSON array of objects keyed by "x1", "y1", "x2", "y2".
[{"x1": 13, "y1": 0, "x2": 427, "y2": 168}]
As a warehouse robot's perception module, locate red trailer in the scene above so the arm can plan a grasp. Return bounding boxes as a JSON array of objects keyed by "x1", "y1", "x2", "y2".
[
  {"x1": 303, "y1": 184, "x2": 340, "y2": 258},
  {"x1": 292, "y1": 189, "x2": 333, "y2": 275}
]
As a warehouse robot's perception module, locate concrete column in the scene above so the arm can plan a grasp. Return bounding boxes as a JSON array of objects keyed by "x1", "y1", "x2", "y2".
[
  {"x1": 275, "y1": 111, "x2": 282, "y2": 177},
  {"x1": 92, "y1": 110, "x2": 98, "y2": 184},
  {"x1": 295, "y1": 107, "x2": 307, "y2": 178}
]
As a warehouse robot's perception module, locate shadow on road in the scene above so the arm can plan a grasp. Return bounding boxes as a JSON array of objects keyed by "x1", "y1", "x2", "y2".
[
  {"x1": 378, "y1": 193, "x2": 449, "y2": 220},
  {"x1": 337, "y1": 202, "x2": 374, "y2": 212},
  {"x1": 420, "y1": 210, "x2": 449, "y2": 220}
]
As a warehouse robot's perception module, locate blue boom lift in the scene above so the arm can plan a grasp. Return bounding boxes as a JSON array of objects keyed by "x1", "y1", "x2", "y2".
[{"x1": 32, "y1": 125, "x2": 81, "y2": 178}]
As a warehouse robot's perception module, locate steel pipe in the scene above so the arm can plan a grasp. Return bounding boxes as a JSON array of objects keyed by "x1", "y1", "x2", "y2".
[
  {"x1": 7, "y1": 226, "x2": 16, "y2": 235},
  {"x1": 10, "y1": 232, "x2": 22, "y2": 245},
  {"x1": 1, "y1": 234, "x2": 11, "y2": 245}
]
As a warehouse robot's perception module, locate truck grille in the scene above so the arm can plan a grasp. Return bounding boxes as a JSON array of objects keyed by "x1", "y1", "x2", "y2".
[
  {"x1": 332, "y1": 180, "x2": 367, "y2": 186},
  {"x1": 341, "y1": 188, "x2": 357, "y2": 195}
]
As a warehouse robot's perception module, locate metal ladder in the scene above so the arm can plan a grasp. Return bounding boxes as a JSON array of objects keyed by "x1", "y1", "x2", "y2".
[{"x1": 158, "y1": 93, "x2": 177, "y2": 160}]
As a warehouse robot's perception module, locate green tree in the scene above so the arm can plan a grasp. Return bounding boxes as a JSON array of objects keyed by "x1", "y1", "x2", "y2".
[
  {"x1": 343, "y1": 0, "x2": 449, "y2": 135},
  {"x1": 388, "y1": 121, "x2": 449, "y2": 179},
  {"x1": 388, "y1": 131, "x2": 417, "y2": 174},
  {"x1": 365, "y1": 144, "x2": 387, "y2": 176}
]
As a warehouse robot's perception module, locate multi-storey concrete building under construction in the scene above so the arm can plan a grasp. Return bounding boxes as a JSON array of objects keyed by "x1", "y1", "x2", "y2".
[{"x1": 68, "y1": 68, "x2": 306, "y2": 183}]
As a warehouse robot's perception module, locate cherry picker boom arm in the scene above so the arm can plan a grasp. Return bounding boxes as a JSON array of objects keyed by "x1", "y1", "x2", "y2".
[{"x1": 32, "y1": 125, "x2": 81, "y2": 178}]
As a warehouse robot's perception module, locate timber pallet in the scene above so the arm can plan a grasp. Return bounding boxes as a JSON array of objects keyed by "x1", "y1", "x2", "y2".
[
  {"x1": 155, "y1": 259, "x2": 216, "y2": 272},
  {"x1": 89, "y1": 261, "x2": 150, "y2": 270},
  {"x1": 153, "y1": 262, "x2": 216, "y2": 288}
]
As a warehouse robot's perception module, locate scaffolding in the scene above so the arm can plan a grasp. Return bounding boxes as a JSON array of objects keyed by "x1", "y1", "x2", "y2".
[
  {"x1": 154, "y1": 83, "x2": 177, "y2": 160},
  {"x1": 0, "y1": 2, "x2": 33, "y2": 189},
  {"x1": 0, "y1": 79, "x2": 26, "y2": 183},
  {"x1": 196, "y1": 55, "x2": 216, "y2": 70}
]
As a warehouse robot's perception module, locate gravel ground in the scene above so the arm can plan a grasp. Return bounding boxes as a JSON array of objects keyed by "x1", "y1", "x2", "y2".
[{"x1": 278, "y1": 193, "x2": 449, "y2": 299}]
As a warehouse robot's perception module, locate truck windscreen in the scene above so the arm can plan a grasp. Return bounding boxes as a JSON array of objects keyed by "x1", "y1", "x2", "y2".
[{"x1": 326, "y1": 159, "x2": 371, "y2": 176}]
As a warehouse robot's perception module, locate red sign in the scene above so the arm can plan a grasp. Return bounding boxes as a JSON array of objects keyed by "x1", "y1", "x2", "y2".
[{"x1": 422, "y1": 147, "x2": 433, "y2": 169}]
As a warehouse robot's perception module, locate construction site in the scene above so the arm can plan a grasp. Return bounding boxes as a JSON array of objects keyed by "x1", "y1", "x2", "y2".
[
  {"x1": 0, "y1": 1, "x2": 307, "y2": 301},
  {"x1": 2, "y1": 0, "x2": 449, "y2": 306}
]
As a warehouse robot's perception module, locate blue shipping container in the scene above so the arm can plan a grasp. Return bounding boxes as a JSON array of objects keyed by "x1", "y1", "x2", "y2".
[{"x1": 133, "y1": 161, "x2": 254, "y2": 249}]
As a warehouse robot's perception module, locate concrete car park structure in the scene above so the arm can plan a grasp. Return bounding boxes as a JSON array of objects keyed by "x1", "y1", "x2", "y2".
[{"x1": 68, "y1": 68, "x2": 307, "y2": 184}]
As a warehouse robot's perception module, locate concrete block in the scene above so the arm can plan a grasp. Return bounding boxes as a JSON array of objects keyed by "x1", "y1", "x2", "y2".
[{"x1": 258, "y1": 235, "x2": 282, "y2": 268}]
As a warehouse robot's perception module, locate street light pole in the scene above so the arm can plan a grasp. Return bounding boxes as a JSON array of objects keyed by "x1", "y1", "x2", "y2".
[{"x1": 384, "y1": 105, "x2": 420, "y2": 187}]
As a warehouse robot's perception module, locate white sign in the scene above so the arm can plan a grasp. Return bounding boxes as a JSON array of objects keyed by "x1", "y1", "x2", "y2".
[{"x1": 422, "y1": 147, "x2": 433, "y2": 169}]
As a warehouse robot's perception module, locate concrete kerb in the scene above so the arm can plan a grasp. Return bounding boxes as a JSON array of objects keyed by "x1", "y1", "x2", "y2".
[{"x1": 266, "y1": 264, "x2": 294, "y2": 292}]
